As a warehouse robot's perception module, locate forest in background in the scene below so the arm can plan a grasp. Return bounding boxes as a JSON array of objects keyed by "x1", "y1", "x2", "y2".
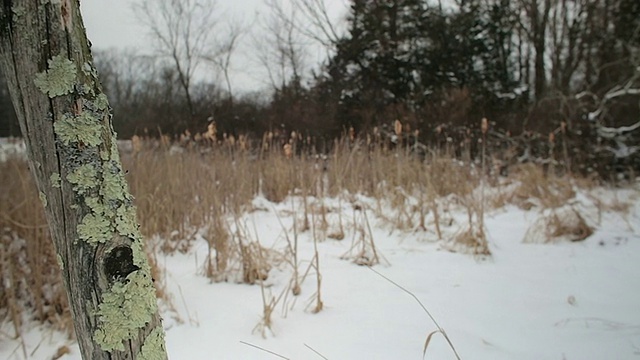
[{"x1": 0, "y1": 0, "x2": 638, "y2": 177}]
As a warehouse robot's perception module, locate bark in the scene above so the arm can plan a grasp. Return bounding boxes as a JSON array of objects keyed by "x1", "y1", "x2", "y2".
[
  {"x1": 0, "y1": 1, "x2": 168, "y2": 359},
  {"x1": 532, "y1": 0, "x2": 551, "y2": 100}
]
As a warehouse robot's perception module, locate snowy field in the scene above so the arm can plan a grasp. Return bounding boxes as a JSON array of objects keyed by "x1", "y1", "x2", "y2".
[{"x1": 1, "y1": 182, "x2": 640, "y2": 360}]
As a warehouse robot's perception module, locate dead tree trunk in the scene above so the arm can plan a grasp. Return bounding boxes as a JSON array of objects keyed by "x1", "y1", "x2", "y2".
[{"x1": 0, "y1": 1, "x2": 168, "y2": 359}]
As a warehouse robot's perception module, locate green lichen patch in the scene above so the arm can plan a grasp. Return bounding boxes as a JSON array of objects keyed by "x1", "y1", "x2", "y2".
[
  {"x1": 54, "y1": 113, "x2": 102, "y2": 147},
  {"x1": 34, "y1": 55, "x2": 76, "y2": 98},
  {"x1": 82, "y1": 62, "x2": 99, "y2": 79},
  {"x1": 77, "y1": 213, "x2": 112, "y2": 244},
  {"x1": 50, "y1": 173, "x2": 62, "y2": 188},
  {"x1": 115, "y1": 205, "x2": 139, "y2": 238},
  {"x1": 109, "y1": 137, "x2": 123, "y2": 164},
  {"x1": 85, "y1": 196, "x2": 114, "y2": 218},
  {"x1": 12, "y1": 6, "x2": 25, "y2": 17},
  {"x1": 67, "y1": 164, "x2": 98, "y2": 194},
  {"x1": 130, "y1": 239, "x2": 151, "y2": 273},
  {"x1": 39, "y1": 192, "x2": 47, "y2": 207},
  {"x1": 138, "y1": 326, "x2": 166, "y2": 360},
  {"x1": 56, "y1": 254, "x2": 64, "y2": 270},
  {"x1": 93, "y1": 270, "x2": 158, "y2": 351},
  {"x1": 95, "y1": 93, "x2": 109, "y2": 111},
  {"x1": 100, "y1": 167, "x2": 127, "y2": 202}
]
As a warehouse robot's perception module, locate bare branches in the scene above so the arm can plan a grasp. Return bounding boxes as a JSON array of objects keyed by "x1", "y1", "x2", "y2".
[
  {"x1": 254, "y1": 0, "x2": 309, "y2": 91},
  {"x1": 133, "y1": 0, "x2": 220, "y2": 115},
  {"x1": 291, "y1": 0, "x2": 344, "y2": 49},
  {"x1": 202, "y1": 20, "x2": 248, "y2": 101}
]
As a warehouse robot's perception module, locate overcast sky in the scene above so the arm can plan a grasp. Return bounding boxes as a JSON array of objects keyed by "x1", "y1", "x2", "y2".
[{"x1": 79, "y1": 0, "x2": 348, "y2": 93}]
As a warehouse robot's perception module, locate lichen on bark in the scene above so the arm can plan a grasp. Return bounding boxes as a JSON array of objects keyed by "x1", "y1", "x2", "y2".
[
  {"x1": 34, "y1": 55, "x2": 76, "y2": 97},
  {"x1": 0, "y1": 0, "x2": 168, "y2": 357},
  {"x1": 67, "y1": 164, "x2": 98, "y2": 194},
  {"x1": 50, "y1": 173, "x2": 61, "y2": 188},
  {"x1": 39, "y1": 192, "x2": 47, "y2": 207},
  {"x1": 77, "y1": 213, "x2": 111, "y2": 244},
  {"x1": 138, "y1": 326, "x2": 167, "y2": 360},
  {"x1": 54, "y1": 112, "x2": 102, "y2": 146},
  {"x1": 93, "y1": 271, "x2": 158, "y2": 351}
]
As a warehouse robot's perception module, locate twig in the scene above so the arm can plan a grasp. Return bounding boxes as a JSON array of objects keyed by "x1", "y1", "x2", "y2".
[
  {"x1": 304, "y1": 343, "x2": 329, "y2": 359},
  {"x1": 367, "y1": 266, "x2": 461, "y2": 360},
  {"x1": 239, "y1": 340, "x2": 290, "y2": 359}
]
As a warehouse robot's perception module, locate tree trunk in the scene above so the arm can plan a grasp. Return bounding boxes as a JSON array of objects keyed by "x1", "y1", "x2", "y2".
[
  {"x1": 532, "y1": 0, "x2": 551, "y2": 100},
  {"x1": 0, "y1": 1, "x2": 168, "y2": 359}
]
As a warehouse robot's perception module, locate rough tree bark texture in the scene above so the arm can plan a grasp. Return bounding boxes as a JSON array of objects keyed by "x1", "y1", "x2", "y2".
[{"x1": 0, "y1": 1, "x2": 168, "y2": 359}]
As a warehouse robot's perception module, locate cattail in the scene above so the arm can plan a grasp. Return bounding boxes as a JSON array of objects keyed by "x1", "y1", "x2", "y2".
[
  {"x1": 283, "y1": 143, "x2": 293, "y2": 159},
  {"x1": 394, "y1": 119, "x2": 402, "y2": 136},
  {"x1": 131, "y1": 135, "x2": 142, "y2": 154},
  {"x1": 161, "y1": 134, "x2": 170, "y2": 147},
  {"x1": 349, "y1": 126, "x2": 355, "y2": 141},
  {"x1": 481, "y1": 117, "x2": 488, "y2": 134},
  {"x1": 205, "y1": 122, "x2": 217, "y2": 141},
  {"x1": 239, "y1": 134, "x2": 247, "y2": 151}
]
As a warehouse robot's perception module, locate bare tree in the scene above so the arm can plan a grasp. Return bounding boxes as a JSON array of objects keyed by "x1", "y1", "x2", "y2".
[
  {"x1": 255, "y1": 0, "x2": 309, "y2": 91},
  {"x1": 517, "y1": 0, "x2": 553, "y2": 100},
  {"x1": 290, "y1": 0, "x2": 344, "y2": 50},
  {"x1": 202, "y1": 20, "x2": 247, "y2": 105},
  {"x1": 0, "y1": 1, "x2": 167, "y2": 359},
  {"x1": 134, "y1": 0, "x2": 219, "y2": 116},
  {"x1": 548, "y1": 0, "x2": 589, "y2": 93}
]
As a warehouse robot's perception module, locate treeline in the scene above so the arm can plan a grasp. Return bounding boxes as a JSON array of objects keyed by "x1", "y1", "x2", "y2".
[{"x1": 0, "y1": 0, "x2": 639, "y2": 175}]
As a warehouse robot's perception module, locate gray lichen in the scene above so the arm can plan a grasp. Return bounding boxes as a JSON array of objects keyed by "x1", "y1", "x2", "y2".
[{"x1": 34, "y1": 55, "x2": 76, "y2": 98}]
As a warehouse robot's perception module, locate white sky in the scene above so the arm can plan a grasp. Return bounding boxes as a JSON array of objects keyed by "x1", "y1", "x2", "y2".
[{"x1": 79, "y1": 0, "x2": 349, "y2": 93}]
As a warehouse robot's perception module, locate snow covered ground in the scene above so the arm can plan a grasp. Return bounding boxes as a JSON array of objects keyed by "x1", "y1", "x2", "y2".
[{"x1": 2, "y1": 185, "x2": 640, "y2": 360}]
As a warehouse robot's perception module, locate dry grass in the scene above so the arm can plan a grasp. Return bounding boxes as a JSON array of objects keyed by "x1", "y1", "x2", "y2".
[
  {"x1": 523, "y1": 205, "x2": 595, "y2": 244},
  {"x1": 510, "y1": 163, "x2": 577, "y2": 209},
  {"x1": 0, "y1": 158, "x2": 72, "y2": 338},
  {"x1": 0, "y1": 133, "x2": 609, "y2": 340}
]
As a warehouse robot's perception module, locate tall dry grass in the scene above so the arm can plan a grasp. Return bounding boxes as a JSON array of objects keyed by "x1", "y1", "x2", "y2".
[
  {"x1": 0, "y1": 157, "x2": 72, "y2": 338},
  {"x1": 1, "y1": 131, "x2": 601, "y2": 338}
]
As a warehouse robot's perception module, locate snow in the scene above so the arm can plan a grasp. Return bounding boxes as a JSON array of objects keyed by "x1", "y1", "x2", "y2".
[
  {"x1": 2, "y1": 185, "x2": 640, "y2": 360},
  {"x1": 0, "y1": 138, "x2": 26, "y2": 162}
]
